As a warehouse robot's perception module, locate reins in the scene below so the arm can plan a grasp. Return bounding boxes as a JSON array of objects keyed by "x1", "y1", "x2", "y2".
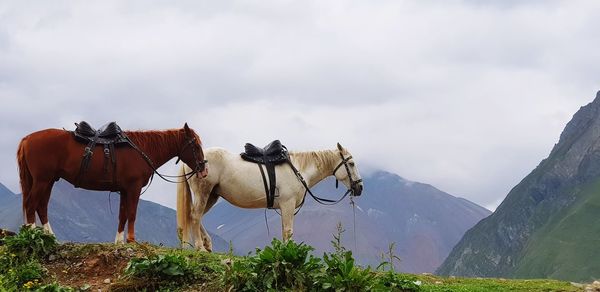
[
  {"x1": 124, "y1": 133, "x2": 206, "y2": 184},
  {"x1": 283, "y1": 149, "x2": 361, "y2": 216}
]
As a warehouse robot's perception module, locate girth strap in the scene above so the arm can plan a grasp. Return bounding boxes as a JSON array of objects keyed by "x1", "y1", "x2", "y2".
[{"x1": 256, "y1": 156, "x2": 278, "y2": 209}]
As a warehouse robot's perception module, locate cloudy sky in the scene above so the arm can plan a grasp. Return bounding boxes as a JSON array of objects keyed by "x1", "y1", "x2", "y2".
[{"x1": 1, "y1": 1, "x2": 599, "y2": 211}]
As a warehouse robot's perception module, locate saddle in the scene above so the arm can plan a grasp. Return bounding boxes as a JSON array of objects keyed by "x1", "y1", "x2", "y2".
[
  {"x1": 73, "y1": 121, "x2": 129, "y2": 145},
  {"x1": 71, "y1": 121, "x2": 132, "y2": 187},
  {"x1": 240, "y1": 140, "x2": 289, "y2": 208}
]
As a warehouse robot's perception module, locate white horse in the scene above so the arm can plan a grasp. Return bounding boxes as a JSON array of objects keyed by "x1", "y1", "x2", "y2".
[{"x1": 176, "y1": 143, "x2": 363, "y2": 251}]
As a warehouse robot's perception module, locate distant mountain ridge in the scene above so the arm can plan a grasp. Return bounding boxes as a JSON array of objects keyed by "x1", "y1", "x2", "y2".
[
  {"x1": 203, "y1": 170, "x2": 491, "y2": 273},
  {"x1": 437, "y1": 91, "x2": 600, "y2": 282},
  {"x1": 0, "y1": 180, "x2": 228, "y2": 251}
]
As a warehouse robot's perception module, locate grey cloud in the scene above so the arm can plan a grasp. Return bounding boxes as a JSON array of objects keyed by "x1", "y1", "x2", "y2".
[{"x1": 1, "y1": 1, "x2": 600, "y2": 210}]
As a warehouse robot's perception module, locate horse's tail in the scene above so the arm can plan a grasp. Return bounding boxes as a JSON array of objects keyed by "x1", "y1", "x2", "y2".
[
  {"x1": 17, "y1": 137, "x2": 32, "y2": 224},
  {"x1": 176, "y1": 164, "x2": 193, "y2": 246}
]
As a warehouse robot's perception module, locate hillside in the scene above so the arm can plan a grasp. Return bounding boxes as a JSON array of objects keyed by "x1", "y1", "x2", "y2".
[
  {"x1": 0, "y1": 232, "x2": 585, "y2": 292},
  {"x1": 203, "y1": 170, "x2": 491, "y2": 273},
  {"x1": 0, "y1": 180, "x2": 228, "y2": 251},
  {"x1": 437, "y1": 91, "x2": 600, "y2": 282}
]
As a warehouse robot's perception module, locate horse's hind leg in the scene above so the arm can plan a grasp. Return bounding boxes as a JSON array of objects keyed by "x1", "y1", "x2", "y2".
[
  {"x1": 199, "y1": 191, "x2": 219, "y2": 252},
  {"x1": 36, "y1": 180, "x2": 56, "y2": 235},
  {"x1": 115, "y1": 191, "x2": 128, "y2": 244},
  {"x1": 25, "y1": 180, "x2": 53, "y2": 229},
  {"x1": 189, "y1": 182, "x2": 212, "y2": 251}
]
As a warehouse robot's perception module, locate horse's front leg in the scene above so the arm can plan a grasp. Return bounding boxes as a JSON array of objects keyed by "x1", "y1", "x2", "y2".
[
  {"x1": 115, "y1": 191, "x2": 128, "y2": 244},
  {"x1": 125, "y1": 184, "x2": 142, "y2": 243},
  {"x1": 280, "y1": 199, "x2": 296, "y2": 241}
]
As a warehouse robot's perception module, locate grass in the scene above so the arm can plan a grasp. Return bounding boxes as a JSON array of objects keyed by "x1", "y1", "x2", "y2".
[
  {"x1": 514, "y1": 177, "x2": 600, "y2": 282},
  {"x1": 0, "y1": 226, "x2": 587, "y2": 291},
  {"x1": 415, "y1": 274, "x2": 581, "y2": 292},
  {"x1": 47, "y1": 243, "x2": 584, "y2": 291}
]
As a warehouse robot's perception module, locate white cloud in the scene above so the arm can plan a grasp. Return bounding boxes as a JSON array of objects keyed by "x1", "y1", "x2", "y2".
[{"x1": 1, "y1": 0, "x2": 600, "y2": 210}]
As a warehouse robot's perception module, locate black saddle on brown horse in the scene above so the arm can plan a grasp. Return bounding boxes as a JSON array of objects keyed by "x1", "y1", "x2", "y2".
[
  {"x1": 241, "y1": 140, "x2": 289, "y2": 208},
  {"x1": 72, "y1": 121, "x2": 133, "y2": 187}
]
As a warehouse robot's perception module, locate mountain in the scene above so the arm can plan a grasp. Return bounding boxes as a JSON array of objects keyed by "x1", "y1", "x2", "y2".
[
  {"x1": 0, "y1": 180, "x2": 228, "y2": 251},
  {"x1": 202, "y1": 170, "x2": 491, "y2": 273},
  {"x1": 437, "y1": 91, "x2": 600, "y2": 282}
]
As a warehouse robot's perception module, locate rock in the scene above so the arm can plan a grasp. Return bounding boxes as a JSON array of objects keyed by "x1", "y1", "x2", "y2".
[
  {"x1": 48, "y1": 254, "x2": 57, "y2": 261},
  {"x1": 103, "y1": 278, "x2": 111, "y2": 284}
]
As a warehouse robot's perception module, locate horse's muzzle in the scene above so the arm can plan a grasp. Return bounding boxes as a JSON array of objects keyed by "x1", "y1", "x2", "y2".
[
  {"x1": 352, "y1": 184, "x2": 363, "y2": 196},
  {"x1": 197, "y1": 166, "x2": 209, "y2": 178}
]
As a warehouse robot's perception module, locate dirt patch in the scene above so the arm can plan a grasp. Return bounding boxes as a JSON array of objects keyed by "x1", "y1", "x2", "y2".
[{"x1": 43, "y1": 243, "x2": 147, "y2": 291}]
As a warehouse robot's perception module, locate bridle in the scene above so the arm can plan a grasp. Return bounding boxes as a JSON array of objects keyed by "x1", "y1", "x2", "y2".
[
  {"x1": 287, "y1": 149, "x2": 362, "y2": 208},
  {"x1": 332, "y1": 151, "x2": 363, "y2": 195},
  {"x1": 127, "y1": 132, "x2": 207, "y2": 185},
  {"x1": 175, "y1": 135, "x2": 208, "y2": 176}
]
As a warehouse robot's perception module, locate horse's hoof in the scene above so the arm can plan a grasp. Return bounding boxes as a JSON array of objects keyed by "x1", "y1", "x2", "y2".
[{"x1": 126, "y1": 239, "x2": 137, "y2": 243}]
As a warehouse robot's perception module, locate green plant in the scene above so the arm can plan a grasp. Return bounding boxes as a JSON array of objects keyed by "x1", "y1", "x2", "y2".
[
  {"x1": 124, "y1": 253, "x2": 193, "y2": 280},
  {"x1": 2, "y1": 225, "x2": 58, "y2": 260},
  {"x1": 374, "y1": 271, "x2": 421, "y2": 291},
  {"x1": 0, "y1": 259, "x2": 45, "y2": 290},
  {"x1": 378, "y1": 242, "x2": 402, "y2": 272},
  {"x1": 224, "y1": 238, "x2": 322, "y2": 291},
  {"x1": 0, "y1": 226, "x2": 57, "y2": 290},
  {"x1": 317, "y1": 222, "x2": 376, "y2": 291}
]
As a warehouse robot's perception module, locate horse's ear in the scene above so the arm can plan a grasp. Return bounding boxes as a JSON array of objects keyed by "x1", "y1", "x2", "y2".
[
  {"x1": 337, "y1": 143, "x2": 343, "y2": 151},
  {"x1": 184, "y1": 123, "x2": 191, "y2": 133}
]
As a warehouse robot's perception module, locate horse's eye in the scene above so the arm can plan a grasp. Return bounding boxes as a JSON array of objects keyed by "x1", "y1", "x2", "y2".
[{"x1": 349, "y1": 162, "x2": 355, "y2": 167}]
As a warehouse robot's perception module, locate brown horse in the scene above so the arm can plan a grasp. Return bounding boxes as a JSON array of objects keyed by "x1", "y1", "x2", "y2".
[{"x1": 16, "y1": 123, "x2": 207, "y2": 243}]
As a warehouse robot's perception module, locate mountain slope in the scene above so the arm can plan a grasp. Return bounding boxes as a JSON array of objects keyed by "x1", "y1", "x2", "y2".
[
  {"x1": 203, "y1": 170, "x2": 491, "y2": 273},
  {"x1": 0, "y1": 180, "x2": 228, "y2": 251},
  {"x1": 437, "y1": 91, "x2": 600, "y2": 282}
]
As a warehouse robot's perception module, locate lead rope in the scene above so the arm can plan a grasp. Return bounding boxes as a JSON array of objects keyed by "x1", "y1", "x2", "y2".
[{"x1": 350, "y1": 195, "x2": 357, "y2": 253}]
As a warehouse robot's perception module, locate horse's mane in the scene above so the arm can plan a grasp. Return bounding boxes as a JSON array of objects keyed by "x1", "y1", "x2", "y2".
[
  {"x1": 125, "y1": 129, "x2": 184, "y2": 151},
  {"x1": 289, "y1": 150, "x2": 338, "y2": 172}
]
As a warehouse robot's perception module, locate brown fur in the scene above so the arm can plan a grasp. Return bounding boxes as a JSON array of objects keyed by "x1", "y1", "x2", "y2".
[{"x1": 16, "y1": 124, "x2": 205, "y2": 242}]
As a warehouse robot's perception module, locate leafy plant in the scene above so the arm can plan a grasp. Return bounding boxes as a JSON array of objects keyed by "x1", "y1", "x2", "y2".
[
  {"x1": 378, "y1": 242, "x2": 402, "y2": 272},
  {"x1": 224, "y1": 238, "x2": 322, "y2": 291},
  {"x1": 0, "y1": 226, "x2": 57, "y2": 290},
  {"x1": 2, "y1": 225, "x2": 58, "y2": 260},
  {"x1": 0, "y1": 259, "x2": 45, "y2": 290},
  {"x1": 124, "y1": 253, "x2": 193, "y2": 280},
  {"x1": 317, "y1": 222, "x2": 376, "y2": 291},
  {"x1": 374, "y1": 271, "x2": 421, "y2": 291}
]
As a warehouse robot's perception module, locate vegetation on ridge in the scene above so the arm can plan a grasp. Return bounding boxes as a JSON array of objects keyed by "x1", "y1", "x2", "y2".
[{"x1": 0, "y1": 226, "x2": 584, "y2": 291}]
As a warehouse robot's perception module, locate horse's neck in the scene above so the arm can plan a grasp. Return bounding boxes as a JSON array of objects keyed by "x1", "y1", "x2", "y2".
[
  {"x1": 126, "y1": 130, "x2": 181, "y2": 168},
  {"x1": 290, "y1": 150, "x2": 338, "y2": 187}
]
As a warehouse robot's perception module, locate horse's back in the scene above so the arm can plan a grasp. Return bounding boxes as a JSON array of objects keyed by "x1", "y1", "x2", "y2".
[{"x1": 199, "y1": 146, "x2": 301, "y2": 209}]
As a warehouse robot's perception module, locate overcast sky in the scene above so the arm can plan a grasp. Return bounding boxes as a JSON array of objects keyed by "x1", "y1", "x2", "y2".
[{"x1": 1, "y1": 1, "x2": 599, "y2": 211}]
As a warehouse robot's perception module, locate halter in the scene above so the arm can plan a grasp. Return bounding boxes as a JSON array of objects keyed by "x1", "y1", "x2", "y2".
[
  {"x1": 127, "y1": 132, "x2": 207, "y2": 185},
  {"x1": 175, "y1": 135, "x2": 208, "y2": 175},
  {"x1": 332, "y1": 151, "x2": 363, "y2": 194},
  {"x1": 287, "y1": 149, "x2": 362, "y2": 209}
]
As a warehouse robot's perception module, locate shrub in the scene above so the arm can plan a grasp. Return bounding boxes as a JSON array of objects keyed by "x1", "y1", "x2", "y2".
[
  {"x1": 374, "y1": 271, "x2": 421, "y2": 291},
  {"x1": 311, "y1": 222, "x2": 373, "y2": 291},
  {"x1": 0, "y1": 226, "x2": 58, "y2": 290},
  {"x1": 124, "y1": 253, "x2": 193, "y2": 280},
  {"x1": 224, "y1": 238, "x2": 322, "y2": 291},
  {"x1": 318, "y1": 250, "x2": 375, "y2": 291},
  {"x1": 2, "y1": 225, "x2": 58, "y2": 260}
]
